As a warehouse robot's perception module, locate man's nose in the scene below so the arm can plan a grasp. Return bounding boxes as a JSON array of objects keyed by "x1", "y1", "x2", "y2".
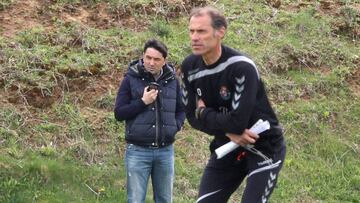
[
  {"x1": 149, "y1": 59, "x2": 155, "y2": 65},
  {"x1": 191, "y1": 32, "x2": 199, "y2": 41}
]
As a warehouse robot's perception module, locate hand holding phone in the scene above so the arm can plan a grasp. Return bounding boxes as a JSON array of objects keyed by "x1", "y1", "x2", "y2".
[
  {"x1": 142, "y1": 82, "x2": 159, "y2": 105},
  {"x1": 147, "y1": 82, "x2": 159, "y2": 92}
]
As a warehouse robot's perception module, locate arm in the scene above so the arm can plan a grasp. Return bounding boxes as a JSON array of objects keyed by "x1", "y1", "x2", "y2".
[
  {"x1": 197, "y1": 62, "x2": 259, "y2": 135},
  {"x1": 114, "y1": 76, "x2": 158, "y2": 121},
  {"x1": 114, "y1": 76, "x2": 146, "y2": 121},
  {"x1": 181, "y1": 70, "x2": 225, "y2": 136},
  {"x1": 198, "y1": 96, "x2": 259, "y2": 145},
  {"x1": 175, "y1": 80, "x2": 186, "y2": 130},
  {"x1": 226, "y1": 130, "x2": 259, "y2": 146}
]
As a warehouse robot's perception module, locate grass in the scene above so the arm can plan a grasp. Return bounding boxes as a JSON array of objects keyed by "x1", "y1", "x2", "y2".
[
  {"x1": 1, "y1": 0, "x2": 360, "y2": 202},
  {"x1": 0, "y1": 153, "x2": 127, "y2": 203}
]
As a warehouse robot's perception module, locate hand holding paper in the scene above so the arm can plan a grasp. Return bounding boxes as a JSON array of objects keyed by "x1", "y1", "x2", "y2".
[{"x1": 215, "y1": 119, "x2": 270, "y2": 159}]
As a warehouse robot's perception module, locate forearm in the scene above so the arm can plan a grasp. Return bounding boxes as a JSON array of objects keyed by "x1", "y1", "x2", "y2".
[
  {"x1": 114, "y1": 99, "x2": 146, "y2": 121},
  {"x1": 175, "y1": 110, "x2": 185, "y2": 130},
  {"x1": 198, "y1": 107, "x2": 250, "y2": 134},
  {"x1": 175, "y1": 81, "x2": 186, "y2": 130},
  {"x1": 114, "y1": 76, "x2": 147, "y2": 121},
  {"x1": 185, "y1": 111, "x2": 224, "y2": 136}
]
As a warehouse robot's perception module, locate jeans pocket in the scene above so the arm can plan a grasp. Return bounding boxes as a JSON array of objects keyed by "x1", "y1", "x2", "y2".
[{"x1": 126, "y1": 143, "x2": 134, "y2": 150}]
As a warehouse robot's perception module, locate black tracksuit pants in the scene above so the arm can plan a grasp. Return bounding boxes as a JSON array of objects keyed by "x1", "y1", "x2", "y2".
[{"x1": 196, "y1": 140, "x2": 286, "y2": 203}]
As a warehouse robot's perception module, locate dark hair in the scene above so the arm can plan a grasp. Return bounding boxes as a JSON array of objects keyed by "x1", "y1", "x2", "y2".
[
  {"x1": 143, "y1": 39, "x2": 168, "y2": 58},
  {"x1": 189, "y1": 6, "x2": 227, "y2": 30}
]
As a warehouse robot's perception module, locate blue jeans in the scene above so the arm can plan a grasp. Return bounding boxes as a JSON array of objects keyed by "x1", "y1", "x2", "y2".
[{"x1": 125, "y1": 143, "x2": 174, "y2": 203}]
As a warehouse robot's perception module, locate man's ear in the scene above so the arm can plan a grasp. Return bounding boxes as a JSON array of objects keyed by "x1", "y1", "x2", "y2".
[{"x1": 216, "y1": 27, "x2": 226, "y2": 39}]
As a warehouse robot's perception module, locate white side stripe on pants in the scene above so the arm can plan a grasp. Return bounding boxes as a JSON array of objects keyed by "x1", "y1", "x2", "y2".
[
  {"x1": 196, "y1": 189, "x2": 222, "y2": 203},
  {"x1": 248, "y1": 160, "x2": 282, "y2": 178}
]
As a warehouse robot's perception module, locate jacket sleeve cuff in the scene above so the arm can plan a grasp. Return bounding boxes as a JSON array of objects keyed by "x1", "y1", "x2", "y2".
[
  {"x1": 197, "y1": 107, "x2": 212, "y2": 121},
  {"x1": 136, "y1": 98, "x2": 147, "y2": 108},
  {"x1": 195, "y1": 107, "x2": 205, "y2": 120}
]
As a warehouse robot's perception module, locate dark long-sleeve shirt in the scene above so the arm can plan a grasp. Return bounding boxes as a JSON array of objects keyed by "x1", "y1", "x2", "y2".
[{"x1": 181, "y1": 45, "x2": 282, "y2": 148}]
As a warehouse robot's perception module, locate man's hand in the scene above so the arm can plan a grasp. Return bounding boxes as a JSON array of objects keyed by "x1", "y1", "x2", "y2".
[
  {"x1": 195, "y1": 98, "x2": 206, "y2": 119},
  {"x1": 226, "y1": 129, "x2": 259, "y2": 146},
  {"x1": 141, "y1": 86, "x2": 158, "y2": 105},
  {"x1": 197, "y1": 99, "x2": 205, "y2": 108}
]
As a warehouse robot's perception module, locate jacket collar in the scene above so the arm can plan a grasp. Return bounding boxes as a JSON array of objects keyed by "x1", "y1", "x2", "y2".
[{"x1": 128, "y1": 58, "x2": 175, "y2": 82}]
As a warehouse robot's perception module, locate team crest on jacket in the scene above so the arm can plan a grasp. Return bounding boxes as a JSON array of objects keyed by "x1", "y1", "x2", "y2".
[
  {"x1": 197, "y1": 88, "x2": 202, "y2": 96},
  {"x1": 219, "y1": 86, "x2": 231, "y2": 100}
]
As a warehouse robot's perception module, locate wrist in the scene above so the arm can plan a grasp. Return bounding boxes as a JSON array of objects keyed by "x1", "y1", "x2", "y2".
[
  {"x1": 141, "y1": 97, "x2": 149, "y2": 105},
  {"x1": 195, "y1": 107, "x2": 205, "y2": 120}
]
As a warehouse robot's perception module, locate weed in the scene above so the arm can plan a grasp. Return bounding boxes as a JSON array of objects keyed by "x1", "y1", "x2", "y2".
[
  {"x1": 39, "y1": 145, "x2": 57, "y2": 157},
  {"x1": 95, "y1": 93, "x2": 115, "y2": 110},
  {"x1": 336, "y1": 5, "x2": 360, "y2": 40},
  {"x1": 0, "y1": 108, "x2": 24, "y2": 135},
  {"x1": 150, "y1": 20, "x2": 171, "y2": 37},
  {"x1": 7, "y1": 146, "x2": 23, "y2": 159},
  {"x1": 104, "y1": 114, "x2": 125, "y2": 140},
  {"x1": 35, "y1": 123, "x2": 60, "y2": 133},
  {"x1": 54, "y1": 97, "x2": 94, "y2": 140},
  {"x1": 0, "y1": 177, "x2": 19, "y2": 201},
  {"x1": 0, "y1": 0, "x2": 13, "y2": 11}
]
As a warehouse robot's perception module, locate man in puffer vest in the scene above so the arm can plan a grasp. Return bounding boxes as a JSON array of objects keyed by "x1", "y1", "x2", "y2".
[{"x1": 114, "y1": 39, "x2": 185, "y2": 203}]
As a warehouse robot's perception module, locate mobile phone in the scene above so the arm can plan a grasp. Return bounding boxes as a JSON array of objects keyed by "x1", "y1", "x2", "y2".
[{"x1": 147, "y1": 82, "x2": 159, "y2": 91}]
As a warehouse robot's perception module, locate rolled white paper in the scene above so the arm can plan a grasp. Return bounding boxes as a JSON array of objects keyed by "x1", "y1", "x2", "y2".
[
  {"x1": 250, "y1": 120, "x2": 270, "y2": 135},
  {"x1": 215, "y1": 120, "x2": 270, "y2": 159}
]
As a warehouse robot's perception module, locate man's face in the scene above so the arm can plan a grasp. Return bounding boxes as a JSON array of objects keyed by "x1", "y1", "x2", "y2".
[
  {"x1": 189, "y1": 14, "x2": 224, "y2": 56},
  {"x1": 143, "y1": 47, "x2": 166, "y2": 75}
]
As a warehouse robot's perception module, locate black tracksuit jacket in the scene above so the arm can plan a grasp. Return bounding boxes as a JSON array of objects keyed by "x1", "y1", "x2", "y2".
[{"x1": 181, "y1": 45, "x2": 283, "y2": 153}]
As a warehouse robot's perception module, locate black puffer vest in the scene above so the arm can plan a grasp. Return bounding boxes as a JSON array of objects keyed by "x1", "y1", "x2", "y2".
[{"x1": 125, "y1": 59, "x2": 179, "y2": 147}]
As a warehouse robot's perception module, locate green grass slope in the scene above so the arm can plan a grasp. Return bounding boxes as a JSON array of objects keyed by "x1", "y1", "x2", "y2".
[{"x1": 1, "y1": 0, "x2": 359, "y2": 202}]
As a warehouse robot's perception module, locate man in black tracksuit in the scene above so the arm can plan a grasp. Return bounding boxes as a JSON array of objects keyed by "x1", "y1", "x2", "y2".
[{"x1": 180, "y1": 7, "x2": 286, "y2": 203}]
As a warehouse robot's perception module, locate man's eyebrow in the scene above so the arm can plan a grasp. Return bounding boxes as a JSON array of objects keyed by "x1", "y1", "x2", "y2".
[{"x1": 146, "y1": 55, "x2": 161, "y2": 60}]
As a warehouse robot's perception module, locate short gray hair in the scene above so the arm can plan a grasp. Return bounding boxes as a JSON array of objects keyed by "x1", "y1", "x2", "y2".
[{"x1": 189, "y1": 6, "x2": 227, "y2": 30}]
